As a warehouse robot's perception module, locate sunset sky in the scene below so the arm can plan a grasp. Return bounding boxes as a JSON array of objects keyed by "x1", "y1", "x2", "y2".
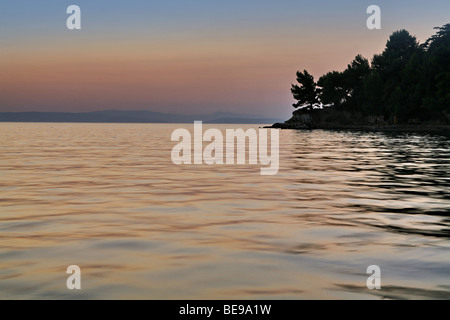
[{"x1": 1, "y1": 0, "x2": 449, "y2": 118}]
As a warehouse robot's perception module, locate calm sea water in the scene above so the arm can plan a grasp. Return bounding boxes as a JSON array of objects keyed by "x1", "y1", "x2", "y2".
[{"x1": 0, "y1": 123, "x2": 449, "y2": 299}]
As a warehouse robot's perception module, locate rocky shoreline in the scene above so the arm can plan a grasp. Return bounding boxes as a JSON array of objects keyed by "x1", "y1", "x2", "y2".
[
  {"x1": 267, "y1": 109, "x2": 450, "y2": 134},
  {"x1": 269, "y1": 122, "x2": 450, "y2": 133}
]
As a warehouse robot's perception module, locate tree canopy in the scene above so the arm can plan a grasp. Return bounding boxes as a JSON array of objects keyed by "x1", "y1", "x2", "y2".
[{"x1": 291, "y1": 70, "x2": 319, "y2": 110}]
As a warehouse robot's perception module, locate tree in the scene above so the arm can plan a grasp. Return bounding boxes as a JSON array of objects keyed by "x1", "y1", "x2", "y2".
[
  {"x1": 422, "y1": 24, "x2": 450, "y2": 114},
  {"x1": 423, "y1": 23, "x2": 450, "y2": 51},
  {"x1": 343, "y1": 55, "x2": 371, "y2": 109},
  {"x1": 317, "y1": 71, "x2": 347, "y2": 107},
  {"x1": 317, "y1": 55, "x2": 370, "y2": 110},
  {"x1": 372, "y1": 30, "x2": 419, "y2": 84},
  {"x1": 399, "y1": 51, "x2": 426, "y2": 120},
  {"x1": 291, "y1": 70, "x2": 319, "y2": 109},
  {"x1": 371, "y1": 30, "x2": 422, "y2": 119},
  {"x1": 362, "y1": 70, "x2": 383, "y2": 115}
]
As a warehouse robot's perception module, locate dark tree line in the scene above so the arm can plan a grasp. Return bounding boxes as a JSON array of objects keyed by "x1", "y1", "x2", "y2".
[{"x1": 291, "y1": 24, "x2": 450, "y2": 123}]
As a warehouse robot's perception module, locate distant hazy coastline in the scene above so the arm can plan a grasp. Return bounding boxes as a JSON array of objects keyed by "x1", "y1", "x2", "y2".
[{"x1": 0, "y1": 110, "x2": 283, "y2": 124}]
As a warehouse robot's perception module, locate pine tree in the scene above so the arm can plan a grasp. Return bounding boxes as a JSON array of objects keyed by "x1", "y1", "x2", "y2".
[{"x1": 291, "y1": 70, "x2": 319, "y2": 110}]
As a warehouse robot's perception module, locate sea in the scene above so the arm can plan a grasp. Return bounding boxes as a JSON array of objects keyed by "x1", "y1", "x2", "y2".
[{"x1": 0, "y1": 123, "x2": 449, "y2": 299}]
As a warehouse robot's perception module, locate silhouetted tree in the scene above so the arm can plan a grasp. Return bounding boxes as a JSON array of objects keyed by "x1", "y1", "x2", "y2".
[
  {"x1": 363, "y1": 70, "x2": 383, "y2": 115},
  {"x1": 423, "y1": 23, "x2": 450, "y2": 50},
  {"x1": 317, "y1": 71, "x2": 347, "y2": 107},
  {"x1": 399, "y1": 52, "x2": 425, "y2": 121},
  {"x1": 291, "y1": 70, "x2": 319, "y2": 110},
  {"x1": 372, "y1": 30, "x2": 420, "y2": 117},
  {"x1": 343, "y1": 55, "x2": 371, "y2": 109},
  {"x1": 422, "y1": 24, "x2": 450, "y2": 114}
]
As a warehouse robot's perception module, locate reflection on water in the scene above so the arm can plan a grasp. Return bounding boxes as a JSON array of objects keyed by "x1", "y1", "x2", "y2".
[{"x1": 0, "y1": 123, "x2": 449, "y2": 299}]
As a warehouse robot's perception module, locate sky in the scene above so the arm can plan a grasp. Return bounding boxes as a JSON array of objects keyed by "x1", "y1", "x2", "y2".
[{"x1": 0, "y1": 0, "x2": 449, "y2": 119}]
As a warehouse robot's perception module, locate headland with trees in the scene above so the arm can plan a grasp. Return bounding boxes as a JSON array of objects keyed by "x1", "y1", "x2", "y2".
[{"x1": 273, "y1": 24, "x2": 450, "y2": 132}]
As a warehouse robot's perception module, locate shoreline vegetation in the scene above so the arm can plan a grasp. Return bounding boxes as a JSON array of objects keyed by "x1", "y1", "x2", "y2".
[{"x1": 270, "y1": 24, "x2": 450, "y2": 133}]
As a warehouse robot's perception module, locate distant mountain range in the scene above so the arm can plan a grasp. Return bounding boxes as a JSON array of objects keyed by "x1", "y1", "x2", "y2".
[{"x1": 0, "y1": 110, "x2": 283, "y2": 124}]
